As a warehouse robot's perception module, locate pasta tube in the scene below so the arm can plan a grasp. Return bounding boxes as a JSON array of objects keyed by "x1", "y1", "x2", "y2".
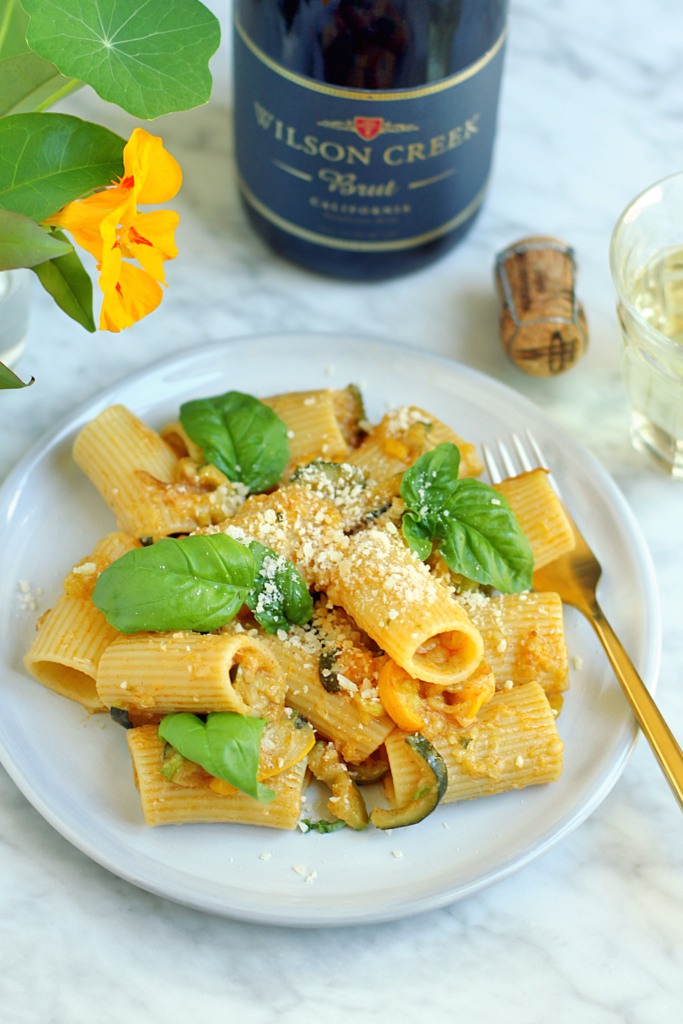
[
  {"x1": 221, "y1": 487, "x2": 346, "y2": 586},
  {"x1": 493, "y1": 469, "x2": 575, "y2": 569},
  {"x1": 23, "y1": 532, "x2": 140, "y2": 711},
  {"x1": 73, "y1": 405, "x2": 242, "y2": 537},
  {"x1": 24, "y1": 596, "x2": 115, "y2": 711},
  {"x1": 261, "y1": 388, "x2": 351, "y2": 471},
  {"x1": 62, "y1": 531, "x2": 141, "y2": 599},
  {"x1": 97, "y1": 631, "x2": 286, "y2": 721},
  {"x1": 256, "y1": 627, "x2": 394, "y2": 764},
  {"x1": 385, "y1": 681, "x2": 563, "y2": 806},
  {"x1": 325, "y1": 525, "x2": 484, "y2": 687},
  {"x1": 457, "y1": 591, "x2": 569, "y2": 694},
  {"x1": 127, "y1": 725, "x2": 307, "y2": 828}
]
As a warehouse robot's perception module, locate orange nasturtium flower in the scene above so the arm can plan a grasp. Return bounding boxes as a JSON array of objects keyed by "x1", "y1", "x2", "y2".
[{"x1": 43, "y1": 128, "x2": 182, "y2": 332}]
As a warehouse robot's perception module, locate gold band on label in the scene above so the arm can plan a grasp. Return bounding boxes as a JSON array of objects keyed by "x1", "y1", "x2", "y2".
[
  {"x1": 239, "y1": 175, "x2": 488, "y2": 252},
  {"x1": 234, "y1": 17, "x2": 507, "y2": 101}
]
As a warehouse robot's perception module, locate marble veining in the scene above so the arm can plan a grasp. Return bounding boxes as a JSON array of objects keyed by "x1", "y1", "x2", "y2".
[{"x1": 1, "y1": 1, "x2": 683, "y2": 1021}]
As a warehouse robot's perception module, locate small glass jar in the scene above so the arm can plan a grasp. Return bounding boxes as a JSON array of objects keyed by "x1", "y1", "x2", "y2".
[
  {"x1": 0, "y1": 269, "x2": 31, "y2": 368},
  {"x1": 610, "y1": 172, "x2": 683, "y2": 477}
]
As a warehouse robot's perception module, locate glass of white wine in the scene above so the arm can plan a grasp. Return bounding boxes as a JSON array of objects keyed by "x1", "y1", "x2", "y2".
[{"x1": 610, "y1": 172, "x2": 683, "y2": 477}]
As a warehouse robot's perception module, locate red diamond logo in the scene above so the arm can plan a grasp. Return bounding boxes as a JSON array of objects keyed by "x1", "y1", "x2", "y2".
[{"x1": 354, "y1": 117, "x2": 383, "y2": 141}]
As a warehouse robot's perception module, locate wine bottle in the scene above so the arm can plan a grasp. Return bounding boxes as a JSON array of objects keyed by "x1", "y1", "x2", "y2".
[{"x1": 233, "y1": 0, "x2": 509, "y2": 281}]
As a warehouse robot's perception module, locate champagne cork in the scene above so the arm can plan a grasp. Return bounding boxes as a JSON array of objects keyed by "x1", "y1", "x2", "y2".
[{"x1": 495, "y1": 236, "x2": 589, "y2": 377}]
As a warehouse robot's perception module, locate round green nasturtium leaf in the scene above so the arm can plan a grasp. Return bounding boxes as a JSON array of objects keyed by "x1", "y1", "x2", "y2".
[{"x1": 23, "y1": 0, "x2": 221, "y2": 120}]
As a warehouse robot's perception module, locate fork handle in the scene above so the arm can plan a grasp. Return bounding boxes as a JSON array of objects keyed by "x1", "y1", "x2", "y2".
[{"x1": 588, "y1": 601, "x2": 683, "y2": 811}]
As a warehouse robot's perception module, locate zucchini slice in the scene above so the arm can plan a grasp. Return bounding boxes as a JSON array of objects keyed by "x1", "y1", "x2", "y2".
[
  {"x1": 332, "y1": 383, "x2": 367, "y2": 448},
  {"x1": 370, "y1": 733, "x2": 448, "y2": 829},
  {"x1": 318, "y1": 646, "x2": 342, "y2": 693},
  {"x1": 110, "y1": 707, "x2": 133, "y2": 729},
  {"x1": 347, "y1": 748, "x2": 390, "y2": 786},
  {"x1": 308, "y1": 741, "x2": 369, "y2": 831}
]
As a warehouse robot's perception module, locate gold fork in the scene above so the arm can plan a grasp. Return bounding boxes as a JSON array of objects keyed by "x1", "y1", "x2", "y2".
[{"x1": 482, "y1": 431, "x2": 683, "y2": 811}]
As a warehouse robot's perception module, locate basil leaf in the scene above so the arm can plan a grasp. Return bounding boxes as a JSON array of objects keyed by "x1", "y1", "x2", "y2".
[
  {"x1": 400, "y1": 443, "x2": 534, "y2": 594},
  {"x1": 400, "y1": 441, "x2": 462, "y2": 514},
  {"x1": 180, "y1": 391, "x2": 289, "y2": 493},
  {"x1": 0, "y1": 113, "x2": 124, "y2": 223},
  {"x1": 401, "y1": 513, "x2": 433, "y2": 561},
  {"x1": 245, "y1": 541, "x2": 313, "y2": 634},
  {"x1": 301, "y1": 819, "x2": 346, "y2": 833},
  {"x1": 0, "y1": 360, "x2": 33, "y2": 389},
  {"x1": 92, "y1": 534, "x2": 255, "y2": 633},
  {"x1": 437, "y1": 480, "x2": 533, "y2": 593},
  {"x1": 158, "y1": 712, "x2": 276, "y2": 803},
  {"x1": 22, "y1": 0, "x2": 221, "y2": 120}
]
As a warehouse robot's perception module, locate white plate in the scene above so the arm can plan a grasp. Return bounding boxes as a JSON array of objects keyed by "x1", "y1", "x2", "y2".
[{"x1": 0, "y1": 334, "x2": 660, "y2": 928}]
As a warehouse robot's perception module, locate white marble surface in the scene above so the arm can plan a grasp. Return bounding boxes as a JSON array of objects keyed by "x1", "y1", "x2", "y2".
[{"x1": 2, "y1": 0, "x2": 683, "y2": 1019}]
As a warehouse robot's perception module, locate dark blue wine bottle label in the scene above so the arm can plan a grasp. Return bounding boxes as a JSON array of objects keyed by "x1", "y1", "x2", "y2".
[{"x1": 233, "y1": 16, "x2": 507, "y2": 252}]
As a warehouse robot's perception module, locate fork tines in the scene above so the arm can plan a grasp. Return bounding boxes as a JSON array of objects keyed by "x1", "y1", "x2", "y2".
[{"x1": 482, "y1": 430, "x2": 562, "y2": 497}]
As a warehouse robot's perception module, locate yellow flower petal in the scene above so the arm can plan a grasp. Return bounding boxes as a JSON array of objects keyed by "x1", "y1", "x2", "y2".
[
  {"x1": 39, "y1": 127, "x2": 182, "y2": 332},
  {"x1": 98, "y1": 209, "x2": 124, "y2": 296},
  {"x1": 125, "y1": 210, "x2": 179, "y2": 284},
  {"x1": 69, "y1": 227, "x2": 103, "y2": 262},
  {"x1": 123, "y1": 127, "x2": 182, "y2": 205},
  {"x1": 42, "y1": 183, "x2": 130, "y2": 232},
  {"x1": 99, "y1": 262, "x2": 163, "y2": 333}
]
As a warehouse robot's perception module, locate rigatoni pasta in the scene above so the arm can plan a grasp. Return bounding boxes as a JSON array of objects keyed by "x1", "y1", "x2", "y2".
[
  {"x1": 261, "y1": 388, "x2": 353, "y2": 472},
  {"x1": 24, "y1": 382, "x2": 573, "y2": 836},
  {"x1": 324, "y1": 526, "x2": 484, "y2": 687},
  {"x1": 493, "y1": 469, "x2": 575, "y2": 569},
  {"x1": 24, "y1": 596, "x2": 114, "y2": 711},
  {"x1": 128, "y1": 725, "x2": 308, "y2": 828},
  {"x1": 97, "y1": 630, "x2": 286, "y2": 720},
  {"x1": 456, "y1": 591, "x2": 569, "y2": 695},
  {"x1": 384, "y1": 681, "x2": 563, "y2": 805},
  {"x1": 74, "y1": 404, "x2": 245, "y2": 538},
  {"x1": 23, "y1": 531, "x2": 141, "y2": 711}
]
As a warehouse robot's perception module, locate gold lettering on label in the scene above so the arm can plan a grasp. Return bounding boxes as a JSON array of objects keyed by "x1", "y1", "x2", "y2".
[
  {"x1": 406, "y1": 143, "x2": 427, "y2": 163},
  {"x1": 310, "y1": 196, "x2": 411, "y2": 217},
  {"x1": 383, "y1": 145, "x2": 404, "y2": 166},
  {"x1": 447, "y1": 126, "x2": 462, "y2": 149},
  {"x1": 253, "y1": 99, "x2": 483, "y2": 171},
  {"x1": 447, "y1": 113, "x2": 480, "y2": 150},
  {"x1": 346, "y1": 145, "x2": 372, "y2": 166},
  {"x1": 319, "y1": 141, "x2": 346, "y2": 162},
  {"x1": 429, "y1": 135, "x2": 447, "y2": 157},
  {"x1": 464, "y1": 114, "x2": 480, "y2": 138},
  {"x1": 254, "y1": 101, "x2": 275, "y2": 130},
  {"x1": 318, "y1": 170, "x2": 398, "y2": 197}
]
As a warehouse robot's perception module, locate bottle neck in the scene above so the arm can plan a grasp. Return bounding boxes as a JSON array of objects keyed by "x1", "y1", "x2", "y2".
[{"x1": 234, "y1": 0, "x2": 509, "y2": 89}]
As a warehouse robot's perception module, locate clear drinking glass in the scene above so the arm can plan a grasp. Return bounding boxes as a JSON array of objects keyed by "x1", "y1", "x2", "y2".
[
  {"x1": 0, "y1": 269, "x2": 31, "y2": 368},
  {"x1": 610, "y1": 172, "x2": 683, "y2": 477}
]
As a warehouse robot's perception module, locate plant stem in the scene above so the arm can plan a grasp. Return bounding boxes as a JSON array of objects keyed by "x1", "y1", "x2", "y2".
[
  {"x1": 34, "y1": 77, "x2": 83, "y2": 113},
  {"x1": 0, "y1": 0, "x2": 18, "y2": 56}
]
